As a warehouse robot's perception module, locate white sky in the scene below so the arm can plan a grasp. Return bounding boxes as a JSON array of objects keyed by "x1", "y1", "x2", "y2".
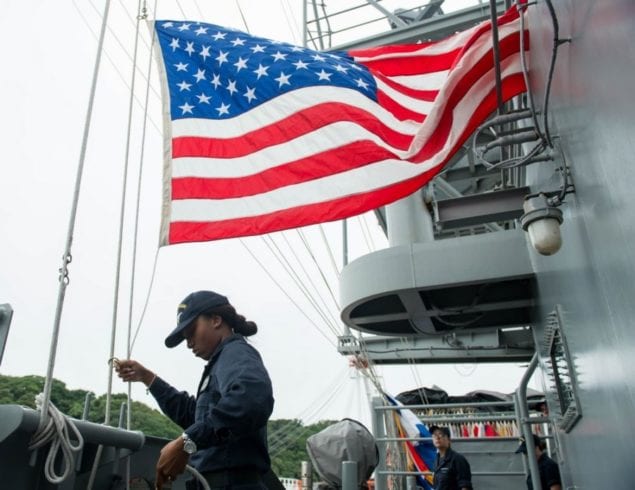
[{"x1": 0, "y1": 0, "x2": 536, "y2": 429}]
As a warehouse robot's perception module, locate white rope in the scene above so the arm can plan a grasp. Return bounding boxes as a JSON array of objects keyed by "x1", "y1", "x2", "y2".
[
  {"x1": 186, "y1": 465, "x2": 211, "y2": 490},
  {"x1": 40, "y1": 0, "x2": 113, "y2": 429},
  {"x1": 28, "y1": 394, "x2": 84, "y2": 484}
]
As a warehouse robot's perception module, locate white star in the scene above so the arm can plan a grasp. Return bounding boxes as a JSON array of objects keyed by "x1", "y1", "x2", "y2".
[
  {"x1": 174, "y1": 62, "x2": 188, "y2": 72},
  {"x1": 216, "y1": 102, "x2": 230, "y2": 115},
  {"x1": 293, "y1": 59, "x2": 309, "y2": 70},
  {"x1": 250, "y1": 44, "x2": 266, "y2": 53},
  {"x1": 177, "y1": 80, "x2": 192, "y2": 91},
  {"x1": 212, "y1": 31, "x2": 227, "y2": 41},
  {"x1": 356, "y1": 78, "x2": 369, "y2": 89},
  {"x1": 197, "y1": 93, "x2": 212, "y2": 104},
  {"x1": 179, "y1": 102, "x2": 194, "y2": 114},
  {"x1": 193, "y1": 69, "x2": 206, "y2": 82},
  {"x1": 316, "y1": 69, "x2": 332, "y2": 81},
  {"x1": 312, "y1": 53, "x2": 326, "y2": 62},
  {"x1": 275, "y1": 71, "x2": 291, "y2": 87},
  {"x1": 243, "y1": 86, "x2": 257, "y2": 103},
  {"x1": 216, "y1": 50, "x2": 229, "y2": 66},
  {"x1": 231, "y1": 38, "x2": 246, "y2": 47},
  {"x1": 351, "y1": 64, "x2": 363, "y2": 71},
  {"x1": 226, "y1": 80, "x2": 238, "y2": 95},
  {"x1": 200, "y1": 45, "x2": 211, "y2": 61},
  {"x1": 195, "y1": 26, "x2": 209, "y2": 36},
  {"x1": 211, "y1": 73, "x2": 222, "y2": 89},
  {"x1": 178, "y1": 23, "x2": 192, "y2": 31},
  {"x1": 233, "y1": 57, "x2": 248, "y2": 72},
  {"x1": 254, "y1": 64, "x2": 269, "y2": 79},
  {"x1": 162, "y1": 22, "x2": 174, "y2": 28},
  {"x1": 335, "y1": 64, "x2": 349, "y2": 73},
  {"x1": 169, "y1": 38, "x2": 180, "y2": 51},
  {"x1": 184, "y1": 42, "x2": 195, "y2": 56},
  {"x1": 291, "y1": 46, "x2": 304, "y2": 52},
  {"x1": 272, "y1": 51, "x2": 287, "y2": 62}
]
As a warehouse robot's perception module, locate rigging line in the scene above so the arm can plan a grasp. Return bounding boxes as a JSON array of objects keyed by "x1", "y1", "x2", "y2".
[
  {"x1": 126, "y1": 0, "x2": 159, "y2": 432},
  {"x1": 269, "y1": 376, "x2": 350, "y2": 454},
  {"x1": 296, "y1": 229, "x2": 340, "y2": 311},
  {"x1": 129, "y1": 12, "x2": 161, "y2": 355},
  {"x1": 234, "y1": 0, "x2": 251, "y2": 33},
  {"x1": 278, "y1": 232, "x2": 341, "y2": 332},
  {"x1": 280, "y1": 0, "x2": 301, "y2": 43},
  {"x1": 39, "y1": 0, "x2": 113, "y2": 427},
  {"x1": 175, "y1": 0, "x2": 188, "y2": 19},
  {"x1": 191, "y1": 0, "x2": 205, "y2": 20},
  {"x1": 261, "y1": 235, "x2": 340, "y2": 337},
  {"x1": 239, "y1": 239, "x2": 336, "y2": 348},
  {"x1": 356, "y1": 216, "x2": 373, "y2": 253},
  {"x1": 267, "y1": 364, "x2": 352, "y2": 442},
  {"x1": 104, "y1": 0, "x2": 145, "y2": 431},
  {"x1": 317, "y1": 224, "x2": 341, "y2": 279},
  {"x1": 71, "y1": 1, "x2": 163, "y2": 134},
  {"x1": 84, "y1": 0, "x2": 162, "y2": 101}
]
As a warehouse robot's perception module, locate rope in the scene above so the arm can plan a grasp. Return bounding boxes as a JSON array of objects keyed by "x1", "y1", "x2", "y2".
[
  {"x1": 186, "y1": 465, "x2": 211, "y2": 490},
  {"x1": 40, "y1": 0, "x2": 113, "y2": 429},
  {"x1": 28, "y1": 394, "x2": 84, "y2": 484}
]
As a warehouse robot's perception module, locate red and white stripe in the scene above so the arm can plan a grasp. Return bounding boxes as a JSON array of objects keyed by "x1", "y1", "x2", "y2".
[{"x1": 160, "y1": 6, "x2": 528, "y2": 244}]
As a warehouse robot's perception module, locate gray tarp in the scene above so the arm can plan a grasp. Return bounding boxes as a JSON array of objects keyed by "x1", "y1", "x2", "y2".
[{"x1": 306, "y1": 419, "x2": 378, "y2": 488}]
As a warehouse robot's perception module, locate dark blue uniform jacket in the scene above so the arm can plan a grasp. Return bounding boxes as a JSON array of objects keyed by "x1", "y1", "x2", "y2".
[
  {"x1": 150, "y1": 334, "x2": 274, "y2": 474},
  {"x1": 433, "y1": 447, "x2": 473, "y2": 490}
]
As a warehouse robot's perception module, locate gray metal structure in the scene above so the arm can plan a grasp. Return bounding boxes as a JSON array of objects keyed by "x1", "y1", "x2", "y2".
[{"x1": 321, "y1": 0, "x2": 635, "y2": 488}]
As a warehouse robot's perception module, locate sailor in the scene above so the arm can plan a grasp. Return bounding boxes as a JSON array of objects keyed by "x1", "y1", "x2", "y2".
[
  {"x1": 515, "y1": 434, "x2": 562, "y2": 490},
  {"x1": 430, "y1": 425, "x2": 473, "y2": 490},
  {"x1": 115, "y1": 290, "x2": 275, "y2": 490}
]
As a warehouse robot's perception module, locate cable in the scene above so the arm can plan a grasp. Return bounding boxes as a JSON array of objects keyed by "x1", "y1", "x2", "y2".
[{"x1": 239, "y1": 239, "x2": 337, "y2": 347}]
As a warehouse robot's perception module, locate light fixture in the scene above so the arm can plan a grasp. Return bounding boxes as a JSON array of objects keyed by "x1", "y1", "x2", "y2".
[{"x1": 520, "y1": 193, "x2": 563, "y2": 255}]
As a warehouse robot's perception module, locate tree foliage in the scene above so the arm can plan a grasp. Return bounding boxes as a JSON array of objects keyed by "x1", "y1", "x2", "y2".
[{"x1": 0, "y1": 375, "x2": 339, "y2": 478}]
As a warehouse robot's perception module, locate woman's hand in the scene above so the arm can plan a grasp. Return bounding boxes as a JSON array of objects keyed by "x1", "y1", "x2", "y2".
[
  {"x1": 155, "y1": 437, "x2": 189, "y2": 489},
  {"x1": 114, "y1": 359, "x2": 156, "y2": 386}
]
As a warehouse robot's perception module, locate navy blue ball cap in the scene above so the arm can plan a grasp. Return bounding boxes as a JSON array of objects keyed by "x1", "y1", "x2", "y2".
[{"x1": 165, "y1": 291, "x2": 229, "y2": 348}]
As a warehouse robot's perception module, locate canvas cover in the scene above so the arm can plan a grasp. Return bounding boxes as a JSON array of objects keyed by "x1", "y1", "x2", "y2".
[{"x1": 306, "y1": 419, "x2": 378, "y2": 487}]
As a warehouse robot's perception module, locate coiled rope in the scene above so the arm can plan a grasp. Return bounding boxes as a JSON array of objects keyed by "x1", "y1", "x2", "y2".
[{"x1": 28, "y1": 394, "x2": 84, "y2": 484}]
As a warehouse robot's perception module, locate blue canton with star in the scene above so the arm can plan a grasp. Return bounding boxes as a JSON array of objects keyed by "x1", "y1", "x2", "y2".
[{"x1": 155, "y1": 21, "x2": 378, "y2": 120}]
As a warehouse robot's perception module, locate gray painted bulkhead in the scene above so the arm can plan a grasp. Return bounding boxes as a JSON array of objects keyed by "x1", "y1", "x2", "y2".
[
  {"x1": 338, "y1": 0, "x2": 635, "y2": 487},
  {"x1": 523, "y1": 1, "x2": 635, "y2": 488}
]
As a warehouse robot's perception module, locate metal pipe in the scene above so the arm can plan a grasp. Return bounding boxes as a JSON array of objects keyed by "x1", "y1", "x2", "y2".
[
  {"x1": 371, "y1": 396, "x2": 387, "y2": 490},
  {"x1": 342, "y1": 461, "x2": 357, "y2": 490},
  {"x1": 2, "y1": 405, "x2": 144, "y2": 451},
  {"x1": 374, "y1": 399, "x2": 544, "y2": 410},
  {"x1": 301, "y1": 461, "x2": 312, "y2": 490},
  {"x1": 516, "y1": 353, "x2": 542, "y2": 490}
]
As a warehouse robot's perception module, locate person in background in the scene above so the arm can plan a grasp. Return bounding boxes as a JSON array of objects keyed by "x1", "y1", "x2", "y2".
[
  {"x1": 116, "y1": 290, "x2": 274, "y2": 490},
  {"x1": 516, "y1": 434, "x2": 562, "y2": 490},
  {"x1": 430, "y1": 425, "x2": 472, "y2": 490}
]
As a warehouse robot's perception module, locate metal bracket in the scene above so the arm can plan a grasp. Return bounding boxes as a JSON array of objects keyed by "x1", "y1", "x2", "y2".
[{"x1": 541, "y1": 306, "x2": 582, "y2": 432}]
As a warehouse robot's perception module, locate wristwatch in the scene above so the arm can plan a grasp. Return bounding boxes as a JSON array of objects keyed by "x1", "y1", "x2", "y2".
[{"x1": 182, "y1": 432, "x2": 197, "y2": 454}]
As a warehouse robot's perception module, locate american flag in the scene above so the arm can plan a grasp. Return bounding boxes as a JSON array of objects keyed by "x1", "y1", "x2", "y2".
[{"x1": 154, "y1": 6, "x2": 527, "y2": 245}]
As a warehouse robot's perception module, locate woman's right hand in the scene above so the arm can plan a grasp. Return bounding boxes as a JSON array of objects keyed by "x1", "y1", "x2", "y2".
[{"x1": 114, "y1": 359, "x2": 156, "y2": 386}]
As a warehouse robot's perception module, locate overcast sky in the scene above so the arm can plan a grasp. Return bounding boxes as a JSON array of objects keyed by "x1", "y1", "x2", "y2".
[{"x1": 0, "y1": 0, "x2": 535, "y2": 428}]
